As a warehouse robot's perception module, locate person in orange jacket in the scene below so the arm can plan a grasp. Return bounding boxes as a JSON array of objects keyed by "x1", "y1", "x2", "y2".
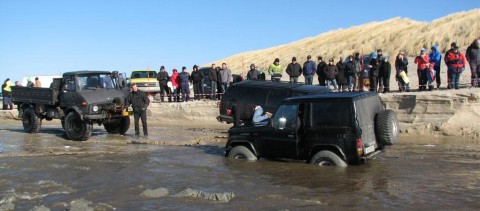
[
  {"x1": 445, "y1": 45, "x2": 467, "y2": 89},
  {"x1": 414, "y1": 48, "x2": 430, "y2": 91}
]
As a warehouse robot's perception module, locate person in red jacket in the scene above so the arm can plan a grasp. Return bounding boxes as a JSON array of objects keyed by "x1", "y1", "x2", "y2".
[
  {"x1": 414, "y1": 48, "x2": 430, "y2": 91},
  {"x1": 170, "y1": 68, "x2": 180, "y2": 102},
  {"x1": 445, "y1": 45, "x2": 467, "y2": 89}
]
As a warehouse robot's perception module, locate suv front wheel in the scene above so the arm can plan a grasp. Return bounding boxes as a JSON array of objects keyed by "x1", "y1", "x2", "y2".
[
  {"x1": 310, "y1": 150, "x2": 347, "y2": 167},
  {"x1": 228, "y1": 146, "x2": 257, "y2": 161}
]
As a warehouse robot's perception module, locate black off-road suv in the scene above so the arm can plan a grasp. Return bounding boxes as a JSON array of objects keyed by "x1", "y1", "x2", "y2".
[{"x1": 225, "y1": 92, "x2": 399, "y2": 166}]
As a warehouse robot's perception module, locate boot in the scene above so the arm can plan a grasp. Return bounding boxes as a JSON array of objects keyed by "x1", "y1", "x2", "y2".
[{"x1": 428, "y1": 85, "x2": 434, "y2": 91}]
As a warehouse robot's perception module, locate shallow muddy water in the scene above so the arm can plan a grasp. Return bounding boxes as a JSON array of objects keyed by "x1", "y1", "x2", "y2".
[{"x1": 0, "y1": 123, "x2": 479, "y2": 210}]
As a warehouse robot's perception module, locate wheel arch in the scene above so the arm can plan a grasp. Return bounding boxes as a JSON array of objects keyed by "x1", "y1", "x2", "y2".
[
  {"x1": 18, "y1": 103, "x2": 35, "y2": 118},
  {"x1": 64, "y1": 106, "x2": 84, "y2": 118},
  {"x1": 226, "y1": 141, "x2": 258, "y2": 157},
  {"x1": 309, "y1": 145, "x2": 347, "y2": 163}
]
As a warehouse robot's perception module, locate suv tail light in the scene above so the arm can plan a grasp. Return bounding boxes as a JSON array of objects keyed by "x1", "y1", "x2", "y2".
[{"x1": 356, "y1": 138, "x2": 363, "y2": 156}]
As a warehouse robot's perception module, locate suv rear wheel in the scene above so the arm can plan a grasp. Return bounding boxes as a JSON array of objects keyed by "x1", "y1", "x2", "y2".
[
  {"x1": 375, "y1": 109, "x2": 399, "y2": 146},
  {"x1": 310, "y1": 150, "x2": 347, "y2": 167},
  {"x1": 228, "y1": 146, "x2": 257, "y2": 161}
]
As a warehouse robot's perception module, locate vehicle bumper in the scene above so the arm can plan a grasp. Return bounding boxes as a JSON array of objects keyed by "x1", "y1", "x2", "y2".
[
  {"x1": 360, "y1": 149, "x2": 383, "y2": 163},
  {"x1": 216, "y1": 115, "x2": 233, "y2": 124},
  {"x1": 137, "y1": 87, "x2": 161, "y2": 93}
]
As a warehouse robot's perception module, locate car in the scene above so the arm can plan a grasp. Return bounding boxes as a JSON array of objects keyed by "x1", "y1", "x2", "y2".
[
  {"x1": 130, "y1": 70, "x2": 160, "y2": 95},
  {"x1": 217, "y1": 80, "x2": 331, "y2": 124},
  {"x1": 225, "y1": 91, "x2": 399, "y2": 166}
]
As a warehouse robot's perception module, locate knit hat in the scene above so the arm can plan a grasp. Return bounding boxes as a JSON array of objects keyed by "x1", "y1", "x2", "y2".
[
  {"x1": 451, "y1": 42, "x2": 457, "y2": 47},
  {"x1": 370, "y1": 52, "x2": 377, "y2": 58},
  {"x1": 160, "y1": 66, "x2": 165, "y2": 70},
  {"x1": 274, "y1": 58, "x2": 280, "y2": 63},
  {"x1": 182, "y1": 66, "x2": 187, "y2": 70},
  {"x1": 172, "y1": 68, "x2": 177, "y2": 72},
  {"x1": 377, "y1": 49, "x2": 382, "y2": 52}
]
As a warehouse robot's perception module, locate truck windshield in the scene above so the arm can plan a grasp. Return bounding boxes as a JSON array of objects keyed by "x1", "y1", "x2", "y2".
[{"x1": 77, "y1": 74, "x2": 116, "y2": 90}]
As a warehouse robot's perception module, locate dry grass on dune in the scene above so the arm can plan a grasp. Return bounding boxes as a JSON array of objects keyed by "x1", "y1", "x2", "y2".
[{"x1": 205, "y1": 9, "x2": 480, "y2": 74}]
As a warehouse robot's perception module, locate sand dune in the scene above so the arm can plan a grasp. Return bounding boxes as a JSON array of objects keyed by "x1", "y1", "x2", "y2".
[{"x1": 205, "y1": 9, "x2": 480, "y2": 74}]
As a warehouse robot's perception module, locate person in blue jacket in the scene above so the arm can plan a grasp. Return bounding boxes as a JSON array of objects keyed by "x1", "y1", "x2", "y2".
[
  {"x1": 303, "y1": 55, "x2": 316, "y2": 85},
  {"x1": 179, "y1": 66, "x2": 191, "y2": 102},
  {"x1": 429, "y1": 46, "x2": 442, "y2": 88}
]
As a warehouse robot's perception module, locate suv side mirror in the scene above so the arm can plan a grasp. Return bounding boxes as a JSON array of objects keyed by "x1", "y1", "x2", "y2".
[{"x1": 278, "y1": 117, "x2": 287, "y2": 129}]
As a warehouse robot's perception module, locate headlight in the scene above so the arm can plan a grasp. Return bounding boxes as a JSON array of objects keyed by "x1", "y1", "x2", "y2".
[{"x1": 92, "y1": 106, "x2": 99, "y2": 112}]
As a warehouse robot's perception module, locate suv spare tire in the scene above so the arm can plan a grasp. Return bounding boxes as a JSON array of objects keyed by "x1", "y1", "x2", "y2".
[
  {"x1": 22, "y1": 107, "x2": 41, "y2": 133},
  {"x1": 64, "y1": 112, "x2": 92, "y2": 141},
  {"x1": 374, "y1": 109, "x2": 399, "y2": 146},
  {"x1": 228, "y1": 146, "x2": 257, "y2": 161}
]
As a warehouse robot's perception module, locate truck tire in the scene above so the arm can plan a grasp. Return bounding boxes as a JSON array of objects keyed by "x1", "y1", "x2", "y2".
[
  {"x1": 64, "y1": 112, "x2": 92, "y2": 141},
  {"x1": 374, "y1": 109, "x2": 399, "y2": 146},
  {"x1": 104, "y1": 117, "x2": 130, "y2": 135},
  {"x1": 310, "y1": 150, "x2": 347, "y2": 167},
  {"x1": 22, "y1": 107, "x2": 41, "y2": 133},
  {"x1": 228, "y1": 146, "x2": 257, "y2": 161}
]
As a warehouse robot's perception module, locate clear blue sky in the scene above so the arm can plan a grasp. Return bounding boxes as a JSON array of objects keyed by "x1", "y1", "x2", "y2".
[{"x1": 1, "y1": 0, "x2": 478, "y2": 81}]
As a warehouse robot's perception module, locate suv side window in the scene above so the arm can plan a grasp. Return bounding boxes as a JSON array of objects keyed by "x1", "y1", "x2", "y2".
[
  {"x1": 266, "y1": 90, "x2": 290, "y2": 107},
  {"x1": 272, "y1": 104, "x2": 298, "y2": 129},
  {"x1": 311, "y1": 101, "x2": 351, "y2": 127}
]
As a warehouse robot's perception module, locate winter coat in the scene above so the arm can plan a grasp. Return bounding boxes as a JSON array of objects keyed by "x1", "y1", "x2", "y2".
[
  {"x1": 209, "y1": 68, "x2": 218, "y2": 82},
  {"x1": 369, "y1": 58, "x2": 380, "y2": 77},
  {"x1": 414, "y1": 54, "x2": 429, "y2": 70},
  {"x1": 286, "y1": 63, "x2": 302, "y2": 77},
  {"x1": 429, "y1": 46, "x2": 442, "y2": 68},
  {"x1": 126, "y1": 90, "x2": 150, "y2": 113},
  {"x1": 171, "y1": 72, "x2": 179, "y2": 88},
  {"x1": 345, "y1": 61, "x2": 355, "y2": 76},
  {"x1": 268, "y1": 64, "x2": 283, "y2": 75},
  {"x1": 316, "y1": 61, "x2": 327, "y2": 78},
  {"x1": 219, "y1": 68, "x2": 232, "y2": 83},
  {"x1": 336, "y1": 61, "x2": 347, "y2": 83},
  {"x1": 247, "y1": 69, "x2": 260, "y2": 80},
  {"x1": 233, "y1": 103, "x2": 256, "y2": 127},
  {"x1": 324, "y1": 64, "x2": 338, "y2": 80},
  {"x1": 466, "y1": 42, "x2": 480, "y2": 65},
  {"x1": 379, "y1": 61, "x2": 392, "y2": 77},
  {"x1": 179, "y1": 72, "x2": 191, "y2": 85},
  {"x1": 156, "y1": 71, "x2": 169, "y2": 85},
  {"x1": 191, "y1": 70, "x2": 204, "y2": 83},
  {"x1": 395, "y1": 56, "x2": 409, "y2": 73},
  {"x1": 302, "y1": 60, "x2": 316, "y2": 76},
  {"x1": 445, "y1": 51, "x2": 467, "y2": 73}
]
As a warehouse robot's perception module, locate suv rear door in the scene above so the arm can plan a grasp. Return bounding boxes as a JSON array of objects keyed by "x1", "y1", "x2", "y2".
[{"x1": 354, "y1": 95, "x2": 383, "y2": 148}]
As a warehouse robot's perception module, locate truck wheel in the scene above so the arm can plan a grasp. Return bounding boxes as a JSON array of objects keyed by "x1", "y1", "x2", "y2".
[
  {"x1": 104, "y1": 117, "x2": 130, "y2": 135},
  {"x1": 119, "y1": 117, "x2": 130, "y2": 135},
  {"x1": 64, "y1": 112, "x2": 92, "y2": 141},
  {"x1": 310, "y1": 150, "x2": 347, "y2": 167},
  {"x1": 22, "y1": 107, "x2": 41, "y2": 133},
  {"x1": 228, "y1": 146, "x2": 257, "y2": 161},
  {"x1": 374, "y1": 109, "x2": 399, "y2": 146}
]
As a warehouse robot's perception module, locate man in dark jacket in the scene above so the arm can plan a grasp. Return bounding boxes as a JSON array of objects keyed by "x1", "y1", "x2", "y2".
[
  {"x1": 246, "y1": 64, "x2": 260, "y2": 80},
  {"x1": 156, "y1": 66, "x2": 171, "y2": 102},
  {"x1": 336, "y1": 57, "x2": 347, "y2": 92},
  {"x1": 125, "y1": 83, "x2": 150, "y2": 137},
  {"x1": 191, "y1": 65, "x2": 204, "y2": 100},
  {"x1": 368, "y1": 52, "x2": 380, "y2": 92},
  {"x1": 209, "y1": 64, "x2": 218, "y2": 100},
  {"x1": 179, "y1": 66, "x2": 191, "y2": 102},
  {"x1": 379, "y1": 57, "x2": 392, "y2": 93},
  {"x1": 286, "y1": 57, "x2": 302, "y2": 83},
  {"x1": 316, "y1": 56, "x2": 327, "y2": 86},
  {"x1": 466, "y1": 39, "x2": 480, "y2": 87},
  {"x1": 303, "y1": 55, "x2": 316, "y2": 85},
  {"x1": 232, "y1": 102, "x2": 256, "y2": 127},
  {"x1": 324, "y1": 58, "x2": 338, "y2": 91}
]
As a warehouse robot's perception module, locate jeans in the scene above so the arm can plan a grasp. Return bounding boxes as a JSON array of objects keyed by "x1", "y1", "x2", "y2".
[
  {"x1": 210, "y1": 81, "x2": 217, "y2": 100},
  {"x1": 450, "y1": 67, "x2": 463, "y2": 89},
  {"x1": 133, "y1": 110, "x2": 148, "y2": 136},
  {"x1": 326, "y1": 79, "x2": 338, "y2": 90},
  {"x1": 289, "y1": 76, "x2": 298, "y2": 83},
  {"x1": 221, "y1": 82, "x2": 229, "y2": 94},
  {"x1": 347, "y1": 75, "x2": 356, "y2": 91},
  {"x1": 304, "y1": 75, "x2": 313, "y2": 85}
]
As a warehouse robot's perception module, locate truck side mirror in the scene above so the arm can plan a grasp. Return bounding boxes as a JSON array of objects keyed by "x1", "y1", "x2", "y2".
[{"x1": 278, "y1": 117, "x2": 287, "y2": 129}]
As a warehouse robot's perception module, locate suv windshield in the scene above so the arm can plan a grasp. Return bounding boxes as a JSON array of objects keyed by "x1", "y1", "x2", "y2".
[
  {"x1": 131, "y1": 71, "x2": 157, "y2": 79},
  {"x1": 77, "y1": 74, "x2": 116, "y2": 90}
]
